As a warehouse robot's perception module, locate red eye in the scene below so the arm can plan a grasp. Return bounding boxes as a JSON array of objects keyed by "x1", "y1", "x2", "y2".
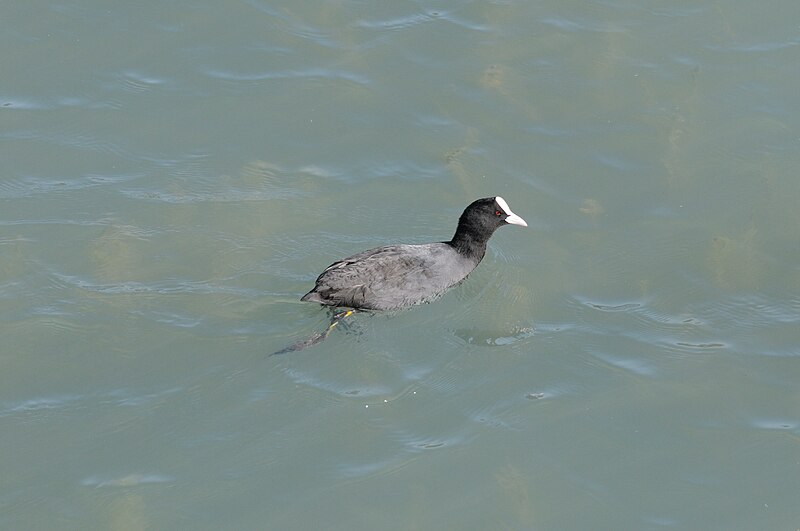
[{"x1": 495, "y1": 210, "x2": 502, "y2": 216}]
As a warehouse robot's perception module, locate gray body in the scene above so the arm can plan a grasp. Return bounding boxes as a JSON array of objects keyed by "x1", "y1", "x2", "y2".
[{"x1": 301, "y1": 242, "x2": 480, "y2": 310}]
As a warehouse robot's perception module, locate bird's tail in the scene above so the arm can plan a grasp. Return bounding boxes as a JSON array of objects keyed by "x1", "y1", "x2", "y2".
[{"x1": 271, "y1": 310, "x2": 355, "y2": 355}]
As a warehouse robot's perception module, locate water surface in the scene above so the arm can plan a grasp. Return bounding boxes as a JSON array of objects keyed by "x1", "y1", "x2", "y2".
[{"x1": 2, "y1": 1, "x2": 799, "y2": 529}]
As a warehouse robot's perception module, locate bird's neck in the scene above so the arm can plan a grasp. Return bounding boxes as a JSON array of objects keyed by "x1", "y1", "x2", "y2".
[{"x1": 448, "y1": 226, "x2": 488, "y2": 261}]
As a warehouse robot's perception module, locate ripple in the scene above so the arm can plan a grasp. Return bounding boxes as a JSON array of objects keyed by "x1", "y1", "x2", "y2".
[
  {"x1": 540, "y1": 16, "x2": 629, "y2": 33},
  {"x1": 356, "y1": 9, "x2": 488, "y2": 32},
  {"x1": 404, "y1": 436, "x2": 458, "y2": 451},
  {"x1": 105, "y1": 387, "x2": 184, "y2": 407},
  {"x1": 3, "y1": 127, "x2": 144, "y2": 163},
  {"x1": 356, "y1": 11, "x2": 438, "y2": 31},
  {"x1": 469, "y1": 403, "x2": 525, "y2": 431},
  {"x1": 389, "y1": 427, "x2": 472, "y2": 452},
  {"x1": 0, "y1": 172, "x2": 142, "y2": 199},
  {"x1": 48, "y1": 270, "x2": 254, "y2": 297},
  {"x1": 750, "y1": 418, "x2": 798, "y2": 432},
  {"x1": 201, "y1": 67, "x2": 370, "y2": 86},
  {"x1": 709, "y1": 40, "x2": 800, "y2": 53},
  {"x1": 29, "y1": 316, "x2": 91, "y2": 336},
  {"x1": 417, "y1": 367, "x2": 462, "y2": 394},
  {"x1": 149, "y1": 311, "x2": 202, "y2": 329},
  {"x1": 695, "y1": 293, "x2": 800, "y2": 332},
  {"x1": 337, "y1": 456, "x2": 410, "y2": 479},
  {"x1": 281, "y1": 367, "x2": 392, "y2": 398},
  {"x1": 0, "y1": 217, "x2": 113, "y2": 228},
  {"x1": 587, "y1": 349, "x2": 657, "y2": 376},
  {"x1": 582, "y1": 299, "x2": 642, "y2": 312},
  {"x1": 120, "y1": 187, "x2": 297, "y2": 204},
  {"x1": 570, "y1": 294, "x2": 735, "y2": 359},
  {"x1": 453, "y1": 326, "x2": 534, "y2": 347},
  {"x1": 116, "y1": 70, "x2": 168, "y2": 93},
  {"x1": 118, "y1": 160, "x2": 318, "y2": 204},
  {"x1": 0, "y1": 97, "x2": 50, "y2": 110},
  {"x1": 672, "y1": 341, "x2": 726, "y2": 350},
  {"x1": 81, "y1": 474, "x2": 175, "y2": 488},
  {"x1": 0, "y1": 394, "x2": 82, "y2": 417},
  {"x1": 0, "y1": 94, "x2": 117, "y2": 110},
  {"x1": 525, "y1": 392, "x2": 547, "y2": 400}
]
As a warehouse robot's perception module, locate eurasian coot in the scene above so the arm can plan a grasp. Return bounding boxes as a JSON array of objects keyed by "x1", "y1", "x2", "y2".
[
  {"x1": 274, "y1": 196, "x2": 526, "y2": 354},
  {"x1": 301, "y1": 196, "x2": 527, "y2": 310}
]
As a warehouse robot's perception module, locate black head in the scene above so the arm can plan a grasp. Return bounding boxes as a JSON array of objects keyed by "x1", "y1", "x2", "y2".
[
  {"x1": 459, "y1": 196, "x2": 527, "y2": 233},
  {"x1": 450, "y1": 196, "x2": 527, "y2": 256}
]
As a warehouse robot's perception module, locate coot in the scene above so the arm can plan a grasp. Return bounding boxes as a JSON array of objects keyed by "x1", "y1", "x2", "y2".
[
  {"x1": 301, "y1": 196, "x2": 527, "y2": 310},
  {"x1": 274, "y1": 196, "x2": 526, "y2": 354}
]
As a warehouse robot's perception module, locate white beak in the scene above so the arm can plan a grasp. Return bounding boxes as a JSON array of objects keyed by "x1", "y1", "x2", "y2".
[{"x1": 495, "y1": 196, "x2": 528, "y2": 227}]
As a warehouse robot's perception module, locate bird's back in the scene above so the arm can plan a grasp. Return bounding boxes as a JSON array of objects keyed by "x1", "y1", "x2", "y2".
[{"x1": 301, "y1": 243, "x2": 479, "y2": 310}]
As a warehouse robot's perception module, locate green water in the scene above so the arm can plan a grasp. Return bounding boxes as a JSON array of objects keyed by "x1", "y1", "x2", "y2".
[{"x1": 2, "y1": 1, "x2": 799, "y2": 529}]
